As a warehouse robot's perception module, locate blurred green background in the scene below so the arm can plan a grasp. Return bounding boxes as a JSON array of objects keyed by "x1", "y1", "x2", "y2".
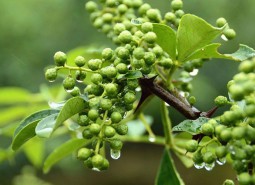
[{"x1": 0, "y1": 0, "x2": 255, "y2": 184}]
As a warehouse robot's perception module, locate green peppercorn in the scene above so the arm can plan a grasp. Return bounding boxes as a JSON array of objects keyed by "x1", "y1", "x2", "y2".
[
  {"x1": 146, "y1": 9, "x2": 161, "y2": 22},
  {"x1": 115, "y1": 124, "x2": 128, "y2": 135},
  {"x1": 109, "y1": 139, "x2": 123, "y2": 150},
  {"x1": 238, "y1": 173, "x2": 251, "y2": 185},
  {"x1": 111, "y1": 112, "x2": 122, "y2": 123},
  {"x1": 93, "y1": 17, "x2": 104, "y2": 29},
  {"x1": 164, "y1": 12, "x2": 176, "y2": 22},
  {"x1": 54, "y1": 51, "x2": 67, "y2": 66},
  {"x1": 232, "y1": 127, "x2": 246, "y2": 140},
  {"x1": 101, "y1": 66, "x2": 117, "y2": 78},
  {"x1": 82, "y1": 128, "x2": 93, "y2": 139},
  {"x1": 171, "y1": 0, "x2": 183, "y2": 11},
  {"x1": 116, "y1": 63, "x2": 128, "y2": 74},
  {"x1": 138, "y1": 3, "x2": 151, "y2": 16},
  {"x1": 70, "y1": 86, "x2": 80, "y2": 96},
  {"x1": 215, "y1": 146, "x2": 227, "y2": 159},
  {"x1": 224, "y1": 29, "x2": 236, "y2": 40},
  {"x1": 239, "y1": 60, "x2": 254, "y2": 73},
  {"x1": 144, "y1": 52, "x2": 156, "y2": 65},
  {"x1": 105, "y1": 83, "x2": 118, "y2": 96},
  {"x1": 78, "y1": 114, "x2": 90, "y2": 126},
  {"x1": 203, "y1": 151, "x2": 216, "y2": 164},
  {"x1": 214, "y1": 96, "x2": 229, "y2": 107},
  {"x1": 100, "y1": 158, "x2": 110, "y2": 170},
  {"x1": 216, "y1": 17, "x2": 227, "y2": 27},
  {"x1": 201, "y1": 123, "x2": 214, "y2": 136},
  {"x1": 124, "y1": 92, "x2": 136, "y2": 104},
  {"x1": 45, "y1": 68, "x2": 57, "y2": 82},
  {"x1": 185, "y1": 140, "x2": 198, "y2": 152},
  {"x1": 91, "y1": 73, "x2": 103, "y2": 84},
  {"x1": 219, "y1": 129, "x2": 232, "y2": 142},
  {"x1": 192, "y1": 150, "x2": 203, "y2": 164},
  {"x1": 118, "y1": 30, "x2": 132, "y2": 44},
  {"x1": 222, "y1": 179, "x2": 235, "y2": 185},
  {"x1": 175, "y1": 10, "x2": 185, "y2": 18},
  {"x1": 133, "y1": 47, "x2": 145, "y2": 60},
  {"x1": 63, "y1": 76, "x2": 76, "y2": 90},
  {"x1": 74, "y1": 56, "x2": 85, "y2": 67},
  {"x1": 141, "y1": 22, "x2": 153, "y2": 33},
  {"x1": 104, "y1": 126, "x2": 116, "y2": 138},
  {"x1": 144, "y1": 32, "x2": 157, "y2": 44},
  {"x1": 77, "y1": 148, "x2": 92, "y2": 160},
  {"x1": 88, "y1": 109, "x2": 99, "y2": 121},
  {"x1": 85, "y1": 1, "x2": 98, "y2": 13},
  {"x1": 117, "y1": 4, "x2": 128, "y2": 14},
  {"x1": 88, "y1": 59, "x2": 102, "y2": 71},
  {"x1": 89, "y1": 123, "x2": 101, "y2": 135},
  {"x1": 75, "y1": 70, "x2": 86, "y2": 82},
  {"x1": 91, "y1": 154, "x2": 105, "y2": 169},
  {"x1": 117, "y1": 47, "x2": 130, "y2": 59},
  {"x1": 114, "y1": 23, "x2": 126, "y2": 35},
  {"x1": 127, "y1": 79, "x2": 139, "y2": 90}
]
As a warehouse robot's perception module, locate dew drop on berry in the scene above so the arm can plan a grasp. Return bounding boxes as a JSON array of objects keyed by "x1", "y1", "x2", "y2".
[
  {"x1": 189, "y1": 69, "x2": 199, "y2": 76},
  {"x1": 76, "y1": 79, "x2": 84, "y2": 83},
  {"x1": 110, "y1": 149, "x2": 121, "y2": 160},
  {"x1": 66, "y1": 88, "x2": 74, "y2": 93},
  {"x1": 194, "y1": 162, "x2": 205, "y2": 169},
  {"x1": 221, "y1": 34, "x2": 228, "y2": 41},
  {"x1": 204, "y1": 162, "x2": 215, "y2": 171},
  {"x1": 92, "y1": 167, "x2": 100, "y2": 172},
  {"x1": 216, "y1": 157, "x2": 226, "y2": 165}
]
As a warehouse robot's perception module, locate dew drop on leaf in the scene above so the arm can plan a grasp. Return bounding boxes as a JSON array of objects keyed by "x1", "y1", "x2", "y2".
[
  {"x1": 110, "y1": 149, "x2": 121, "y2": 160},
  {"x1": 48, "y1": 101, "x2": 65, "y2": 110}
]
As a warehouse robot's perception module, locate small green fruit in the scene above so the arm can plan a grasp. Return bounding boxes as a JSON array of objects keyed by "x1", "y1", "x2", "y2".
[
  {"x1": 77, "y1": 148, "x2": 92, "y2": 160},
  {"x1": 88, "y1": 109, "x2": 99, "y2": 121},
  {"x1": 111, "y1": 112, "x2": 122, "y2": 123},
  {"x1": 54, "y1": 51, "x2": 67, "y2": 66},
  {"x1": 91, "y1": 154, "x2": 104, "y2": 168},
  {"x1": 63, "y1": 76, "x2": 75, "y2": 90},
  {"x1": 104, "y1": 126, "x2": 116, "y2": 138},
  {"x1": 185, "y1": 140, "x2": 198, "y2": 152},
  {"x1": 171, "y1": 0, "x2": 183, "y2": 10},
  {"x1": 45, "y1": 68, "x2": 57, "y2": 82},
  {"x1": 74, "y1": 56, "x2": 85, "y2": 67},
  {"x1": 109, "y1": 139, "x2": 123, "y2": 150},
  {"x1": 89, "y1": 123, "x2": 101, "y2": 135}
]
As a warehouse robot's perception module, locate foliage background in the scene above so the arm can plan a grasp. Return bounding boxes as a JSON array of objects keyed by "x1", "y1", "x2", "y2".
[{"x1": 0, "y1": 0, "x2": 255, "y2": 184}]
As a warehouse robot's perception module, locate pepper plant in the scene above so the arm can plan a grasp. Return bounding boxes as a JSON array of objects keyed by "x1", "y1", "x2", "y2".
[{"x1": 10, "y1": 0, "x2": 255, "y2": 184}]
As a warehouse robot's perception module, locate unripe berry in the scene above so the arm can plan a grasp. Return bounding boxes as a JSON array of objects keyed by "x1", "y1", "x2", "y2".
[
  {"x1": 93, "y1": 18, "x2": 104, "y2": 29},
  {"x1": 89, "y1": 123, "x2": 101, "y2": 135},
  {"x1": 132, "y1": 0, "x2": 143, "y2": 8},
  {"x1": 77, "y1": 148, "x2": 92, "y2": 160},
  {"x1": 214, "y1": 96, "x2": 229, "y2": 107},
  {"x1": 138, "y1": 3, "x2": 151, "y2": 16},
  {"x1": 153, "y1": 46, "x2": 163, "y2": 57},
  {"x1": 89, "y1": 97, "x2": 100, "y2": 108},
  {"x1": 215, "y1": 146, "x2": 227, "y2": 159},
  {"x1": 175, "y1": 10, "x2": 185, "y2": 18},
  {"x1": 159, "y1": 58, "x2": 173, "y2": 69},
  {"x1": 117, "y1": 47, "x2": 130, "y2": 59},
  {"x1": 238, "y1": 173, "x2": 251, "y2": 185},
  {"x1": 104, "y1": 126, "x2": 116, "y2": 138},
  {"x1": 143, "y1": 32, "x2": 157, "y2": 44},
  {"x1": 216, "y1": 17, "x2": 227, "y2": 27},
  {"x1": 114, "y1": 23, "x2": 126, "y2": 35},
  {"x1": 201, "y1": 123, "x2": 214, "y2": 136},
  {"x1": 100, "y1": 98, "x2": 112, "y2": 111},
  {"x1": 70, "y1": 86, "x2": 80, "y2": 96},
  {"x1": 102, "y1": 48, "x2": 113, "y2": 60},
  {"x1": 185, "y1": 140, "x2": 198, "y2": 152},
  {"x1": 88, "y1": 59, "x2": 102, "y2": 71},
  {"x1": 144, "y1": 52, "x2": 156, "y2": 65},
  {"x1": 88, "y1": 109, "x2": 99, "y2": 121},
  {"x1": 45, "y1": 68, "x2": 57, "y2": 82},
  {"x1": 223, "y1": 29, "x2": 236, "y2": 40},
  {"x1": 75, "y1": 70, "x2": 86, "y2": 82},
  {"x1": 100, "y1": 158, "x2": 110, "y2": 170},
  {"x1": 118, "y1": 30, "x2": 132, "y2": 44},
  {"x1": 106, "y1": 0, "x2": 117, "y2": 7},
  {"x1": 164, "y1": 12, "x2": 176, "y2": 22},
  {"x1": 102, "y1": 13, "x2": 113, "y2": 23},
  {"x1": 232, "y1": 160, "x2": 247, "y2": 174},
  {"x1": 91, "y1": 154, "x2": 104, "y2": 169},
  {"x1": 219, "y1": 129, "x2": 232, "y2": 142},
  {"x1": 203, "y1": 151, "x2": 216, "y2": 164},
  {"x1": 82, "y1": 128, "x2": 93, "y2": 139},
  {"x1": 146, "y1": 9, "x2": 161, "y2": 21},
  {"x1": 109, "y1": 139, "x2": 123, "y2": 150},
  {"x1": 115, "y1": 124, "x2": 128, "y2": 135},
  {"x1": 111, "y1": 112, "x2": 122, "y2": 123},
  {"x1": 74, "y1": 56, "x2": 85, "y2": 67},
  {"x1": 245, "y1": 105, "x2": 255, "y2": 117},
  {"x1": 141, "y1": 22, "x2": 153, "y2": 33},
  {"x1": 85, "y1": 1, "x2": 98, "y2": 13},
  {"x1": 116, "y1": 63, "x2": 128, "y2": 74},
  {"x1": 124, "y1": 92, "x2": 136, "y2": 104},
  {"x1": 127, "y1": 79, "x2": 139, "y2": 90},
  {"x1": 188, "y1": 96, "x2": 196, "y2": 105},
  {"x1": 232, "y1": 127, "x2": 246, "y2": 140},
  {"x1": 78, "y1": 115, "x2": 90, "y2": 126},
  {"x1": 133, "y1": 47, "x2": 145, "y2": 60},
  {"x1": 100, "y1": 66, "x2": 117, "y2": 78},
  {"x1": 105, "y1": 83, "x2": 118, "y2": 96},
  {"x1": 63, "y1": 76, "x2": 75, "y2": 90},
  {"x1": 171, "y1": 0, "x2": 183, "y2": 11},
  {"x1": 192, "y1": 150, "x2": 203, "y2": 164},
  {"x1": 54, "y1": 51, "x2": 67, "y2": 66},
  {"x1": 117, "y1": 4, "x2": 128, "y2": 14},
  {"x1": 229, "y1": 84, "x2": 244, "y2": 101},
  {"x1": 239, "y1": 60, "x2": 254, "y2": 73},
  {"x1": 91, "y1": 73, "x2": 103, "y2": 85}
]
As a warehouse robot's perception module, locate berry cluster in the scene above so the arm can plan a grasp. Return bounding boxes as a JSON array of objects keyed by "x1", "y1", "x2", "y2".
[{"x1": 181, "y1": 58, "x2": 255, "y2": 184}]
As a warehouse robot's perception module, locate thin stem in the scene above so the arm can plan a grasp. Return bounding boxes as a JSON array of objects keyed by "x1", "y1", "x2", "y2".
[
  {"x1": 138, "y1": 113, "x2": 156, "y2": 141},
  {"x1": 160, "y1": 101, "x2": 173, "y2": 148},
  {"x1": 56, "y1": 65, "x2": 98, "y2": 73}
]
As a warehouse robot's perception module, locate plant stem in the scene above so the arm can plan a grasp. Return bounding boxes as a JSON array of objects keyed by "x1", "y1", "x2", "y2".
[
  {"x1": 160, "y1": 101, "x2": 173, "y2": 149},
  {"x1": 138, "y1": 113, "x2": 156, "y2": 140}
]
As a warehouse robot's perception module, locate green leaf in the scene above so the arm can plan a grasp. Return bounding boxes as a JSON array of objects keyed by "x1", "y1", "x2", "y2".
[
  {"x1": 153, "y1": 23, "x2": 177, "y2": 60},
  {"x1": 177, "y1": 14, "x2": 224, "y2": 62},
  {"x1": 0, "y1": 87, "x2": 31, "y2": 104},
  {"x1": 43, "y1": 138, "x2": 89, "y2": 173},
  {"x1": 23, "y1": 137, "x2": 45, "y2": 168},
  {"x1": 155, "y1": 149, "x2": 184, "y2": 185},
  {"x1": 184, "y1": 43, "x2": 255, "y2": 62},
  {"x1": 53, "y1": 96, "x2": 88, "y2": 130},
  {"x1": 12, "y1": 109, "x2": 59, "y2": 150},
  {"x1": 172, "y1": 117, "x2": 210, "y2": 135},
  {"x1": 117, "y1": 70, "x2": 143, "y2": 80},
  {"x1": 35, "y1": 113, "x2": 59, "y2": 138}
]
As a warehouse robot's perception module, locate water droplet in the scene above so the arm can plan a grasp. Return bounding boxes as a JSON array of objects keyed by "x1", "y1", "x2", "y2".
[
  {"x1": 48, "y1": 101, "x2": 65, "y2": 110},
  {"x1": 205, "y1": 162, "x2": 215, "y2": 171},
  {"x1": 76, "y1": 79, "x2": 84, "y2": 83},
  {"x1": 66, "y1": 89, "x2": 74, "y2": 93},
  {"x1": 194, "y1": 162, "x2": 205, "y2": 169},
  {"x1": 110, "y1": 149, "x2": 121, "y2": 160},
  {"x1": 148, "y1": 135, "x2": 156, "y2": 142},
  {"x1": 36, "y1": 128, "x2": 53, "y2": 138},
  {"x1": 135, "y1": 87, "x2": 141, "y2": 92},
  {"x1": 189, "y1": 69, "x2": 199, "y2": 76},
  {"x1": 49, "y1": 80, "x2": 55, "y2": 83},
  {"x1": 165, "y1": 102, "x2": 170, "y2": 107},
  {"x1": 216, "y1": 157, "x2": 226, "y2": 165},
  {"x1": 221, "y1": 34, "x2": 228, "y2": 41},
  {"x1": 92, "y1": 167, "x2": 100, "y2": 172}
]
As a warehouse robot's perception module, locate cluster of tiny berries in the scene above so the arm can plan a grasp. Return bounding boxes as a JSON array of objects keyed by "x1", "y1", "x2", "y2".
[{"x1": 183, "y1": 58, "x2": 255, "y2": 184}]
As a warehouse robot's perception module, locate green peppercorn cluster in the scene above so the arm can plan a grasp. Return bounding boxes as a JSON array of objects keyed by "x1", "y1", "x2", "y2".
[
  {"x1": 216, "y1": 17, "x2": 236, "y2": 40},
  {"x1": 179, "y1": 58, "x2": 255, "y2": 184}
]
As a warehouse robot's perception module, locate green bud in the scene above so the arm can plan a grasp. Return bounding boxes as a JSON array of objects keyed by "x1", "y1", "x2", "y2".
[
  {"x1": 91, "y1": 73, "x2": 103, "y2": 85},
  {"x1": 216, "y1": 17, "x2": 227, "y2": 27},
  {"x1": 78, "y1": 114, "x2": 90, "y2": 126},
  {"x1": 115, "y1": 124, "x2": 128, "y2": 135},
  {"x1": 224, "y1": 29, "x2": 236, "y2": 40},
  {"x1": 88, "y1": 59, "x2": 102, "y2": 71},
  {"x1": 203, "y1": 151, "x2": 216, "y2": 164},
  {"x1": 85, "y1": 1, "x2": 98, "y2": 13},
  {"x1": 91, "y1": 154, "x2": 105, "y2": 168},
  {"x1": 117, "y1": 47, "x2": 130, "y2": 59},
  {"x1": 88, "y1": 109, "x2": 99, "y2": 121},
  {"x1": 239, "y1": 60, "x2": 254, "y2": 73},
  {"x1": 141, "y1": 22, "x2": 153, "y2": 33},
  {"x1": 89, "y1": 123, "x2": 101, "y2": 135},
  {"x1": 102, "y1": 48, "x2": 113, "y2": 60},
  {"x1": 201, "y1": 123, "x2": 214, "y2": 136},
  {"x1": 133, "y1": 47, "x2": 145, "y2": 60},
  {"x1": 75, "y1": 70, "x2": 86, "y2": 82},
  {"x1": 214, "y1": 96, "x2": 229, "y2": 107},
  {"x1": 165, "y1": 12, "x2": 176, "y2": 22},
  {"x1": 82, "y1": 128, "x2": 93, "y2": 139},
  {"x1": 192, "y1": 150, "x2": 203, "y2": 164},
  {"x1": 63, "y1": 76, "x2": 76, "y2": 90},
  {"x1": 144, "y1": 52, "x2": 156, "y2": 65},
  {"x1": 118, "y1": 30, "x2": 132, "y2": 44},
  {"x1": 109, "y1": 139, "x2": 123, "y2": 150},
  {"x1": 171, "y1": 0, "x2": 183, "y2": 11},
  {"x1": 185, "y1": 140, "x2": 198, "y2": 152},
  {"x1": 105, "y1": 83, "x2": 118, "y2": 96},
  {"x1": 117, "y1": 4, "x2": 128, "y2": 14},
  {"x1": 104, "y1": 126, "x2": 116, "y2": 138},
  {"x1": 70, "y1": 86, "x2": 80, "y2": 96},
  {"x1": 138, "y1": 3, "x2": 151, "y2": 16},
  {"x1": 222, "y1": 179, "x2": 235, "y2": 185},
  {"x1": 124, "y1": 92, "x2": 136, "y2": 104},
  {"x1": 215, "y1": 146, "x2": 227, "y2": 159},
  {"x1": 116, "y1": 63, "x2": 128, "y2": 74},
  {"x1": 143, "y1": 31, "x2": 157, "y2": 44},
  {"x1": 100, "y1": 98, "x2": 112, "y2": 111},
  {"x1": 232, "y1": 127, "x2": 246, "y2": 140},
  {"x1": 219, "y1": 129, "x2": 232, "y2": 142},
  {"x1": 114, "y1": 23, "x2": 126, "y2": 35},
  {"x1": 111, "y1": 112, "x2": 122, "y2": 123},
  {"x1": 77, "y1": 148, "x2": 92, "y2": 160}
]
